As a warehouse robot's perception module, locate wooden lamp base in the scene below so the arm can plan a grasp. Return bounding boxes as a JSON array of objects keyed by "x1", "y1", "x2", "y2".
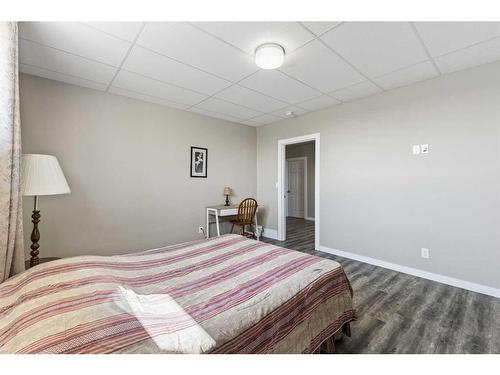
[{"x1": 29, "y1": 196, "x2": 41, "y2": 268}]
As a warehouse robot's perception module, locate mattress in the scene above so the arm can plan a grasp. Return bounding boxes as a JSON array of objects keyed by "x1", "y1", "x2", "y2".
[{"x1": 0, "y1": 234, "x2": 355, "y2": 353}]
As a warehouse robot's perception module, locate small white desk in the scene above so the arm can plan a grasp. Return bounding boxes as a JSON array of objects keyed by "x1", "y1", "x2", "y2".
[{"x1": 206, "y1": 204, "x2": 259, "y2": 240}]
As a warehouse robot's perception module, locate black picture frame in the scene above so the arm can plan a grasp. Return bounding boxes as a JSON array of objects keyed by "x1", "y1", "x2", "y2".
[{"x1": 190, "y1": 146, "x2": 208, "y2": 178}]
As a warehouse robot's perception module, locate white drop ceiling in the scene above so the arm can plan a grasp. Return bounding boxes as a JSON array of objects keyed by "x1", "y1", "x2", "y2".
[{"x1": 18, "y1": 21, "x2": 500, "y2": 126}]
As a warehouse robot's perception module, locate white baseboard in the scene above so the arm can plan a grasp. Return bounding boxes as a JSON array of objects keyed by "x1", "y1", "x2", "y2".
[
  {"x1": 305, "y1": 217, "x2": 315, "y2": 221},
  {"x1": 319, "y1": 245, "x2": 500, "y2": 299},
  {"x1": 262, "y1": 228, "x2": 278, "y2": 240}
]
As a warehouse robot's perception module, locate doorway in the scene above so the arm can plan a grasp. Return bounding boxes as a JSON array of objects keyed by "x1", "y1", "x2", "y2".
[{"x1": 277, "y1": 133, "x2": 320, "y2": 250}]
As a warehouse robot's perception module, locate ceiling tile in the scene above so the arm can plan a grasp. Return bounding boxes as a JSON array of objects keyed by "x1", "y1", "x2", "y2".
[
  {"x1": 271, "y1": 106, "x2": 309, "y2": 119},
  {"x1": 123, "y1": 46, "x2": 231, "y2": 95},
  {"x1": 414, "y1": 22, "x2": 500, "y2": 57},
  {"x1": 82, "y1": 22, "x2": 144, "y2": 42},
  {"x1": 112, "y1": 70, "x2": 207, "y2": 106},
  {"x1": 194, "y1": 97, "x2": 263, "y2": 119},
  {"x1": 19, "y1": 39, "x2": 117, "y2": 84},
  {"x1": 20, "y1": 64, "x2": 108, "y2": 91},
  {"x1": 137, "y1": 22, "x2": 257, "y2": 82},
  {"x1": 373, "y1": 61, "x2": 438, "y2": 90},
  {"x1": 188, "y1": 107, "x2": 245, "y2": 123},
  {"x1": 239, "y1": 70, "x2": 321, "y2": 104},
  {"x1": 435, "y1": 37, "x2": 500, "y2": 74},
  {"x1": 108, "y1": 86, "x2": 190, "y2": 110},
  {"x1": 214, "y1": 84, "x2": 288, "y2": 112},
  {"x1": 19, "y1": 22, "x2": 130, "y2": 67},
  {"x1": 249, "y1": 114, "x2": 282, "y2": 125},
  {"x1": 300, "y1": 22, "x2": 342, "y2": 36},
  {"x1": 321, "y1": 22, "x2": 428, "y2": 78},
  {"x1": 296, "y1": 94, "x2": 340, "y2": 111},
  {"x1": 281, "y1": 40, "x2": 365, "y2": 92},
  {"x1": 329, "y1": 80, "x2": 382, "y2": 102},
  {"x1": 192, "y1": 22, "x2": 314, "y2": 54}
]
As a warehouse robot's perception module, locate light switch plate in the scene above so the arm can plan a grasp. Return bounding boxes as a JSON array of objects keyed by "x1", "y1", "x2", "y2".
[
  {"x1": 412, "y1": 145, "x2": 420, "y2": 155},
  {"x1": 421, "y1": 144, "x2": 429, "y2": 154}
]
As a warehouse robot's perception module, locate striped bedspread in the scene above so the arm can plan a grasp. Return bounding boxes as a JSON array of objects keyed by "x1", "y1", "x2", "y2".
[{"x1": 0, "y1": 234, "x2": 355, "y2": 354}]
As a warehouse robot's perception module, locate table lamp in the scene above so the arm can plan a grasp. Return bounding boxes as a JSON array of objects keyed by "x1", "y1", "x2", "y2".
[
  {"x1": 21, "y1": 154, "x2": 71, "y2": 267},
  {"x1": 223, "y1": 187, "x2": 232, "y2": 206}
]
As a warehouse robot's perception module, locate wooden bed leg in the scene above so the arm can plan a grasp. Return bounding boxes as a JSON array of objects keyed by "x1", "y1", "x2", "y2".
[
  {"x1": 313, "y1": 323, "x2": 352, "y2": 354},
  {"x1": 342, "y1": 322, "x2": 351, "y2": 338}
]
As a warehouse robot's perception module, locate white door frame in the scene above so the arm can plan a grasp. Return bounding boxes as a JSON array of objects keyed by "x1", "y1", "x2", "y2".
[
  {"x1": 277, "y1": 133, "x2": 320, "y2": 250},
  {"x1": 286, "y1": 156, "x2": 307, "y2": 219}
]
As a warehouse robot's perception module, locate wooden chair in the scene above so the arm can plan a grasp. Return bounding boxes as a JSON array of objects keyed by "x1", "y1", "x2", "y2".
[{"x1": 230, "y1": 198, "x2": 258, "y2": 239}]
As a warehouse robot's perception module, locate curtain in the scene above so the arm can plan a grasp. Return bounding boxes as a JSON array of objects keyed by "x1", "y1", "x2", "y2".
[{"x1": 0, "y1": 22, "x2": 24, "y2": 282}]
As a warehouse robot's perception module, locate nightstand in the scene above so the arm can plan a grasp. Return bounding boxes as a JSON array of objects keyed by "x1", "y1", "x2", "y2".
[{"x1": 25, "y1": 257, "x2": 61, "y2": 269}]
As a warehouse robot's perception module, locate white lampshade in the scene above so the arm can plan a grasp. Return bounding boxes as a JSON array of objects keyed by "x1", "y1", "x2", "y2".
[{"x1": 22, "y1": 154, "x2": 71, "y2": 196}]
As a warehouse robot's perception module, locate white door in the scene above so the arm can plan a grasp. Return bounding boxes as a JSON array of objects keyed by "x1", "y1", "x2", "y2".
[{"x1": 286, "y1": 158, "x2": 305, "y2": 218}]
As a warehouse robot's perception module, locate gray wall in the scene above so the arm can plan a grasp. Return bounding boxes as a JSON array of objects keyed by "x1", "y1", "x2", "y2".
[
  {"x1": 257, "y1": 61, "x2": 500, "y2": 289},
  {"x1": 286, "y1": 141, "x2": 315, "y2": 218},
  {"x1": 20, "y1": 74, "x2": 257, "y2": 258}
]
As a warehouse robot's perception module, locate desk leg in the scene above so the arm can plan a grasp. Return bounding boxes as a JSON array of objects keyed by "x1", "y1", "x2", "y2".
[
  {"x1": 215, "y1": 212, "x2": 220, "y2": 237},
  {"x1": 255, "y1": 213, "x2": 260, "y2": 241},
  {"x1": 206, "y1": 209, "x2": 210, "y2": 239}
]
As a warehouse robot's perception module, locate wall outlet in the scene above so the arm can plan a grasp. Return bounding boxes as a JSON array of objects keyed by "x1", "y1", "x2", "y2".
[
  {"x1": 412, "y1": 145, "x2": 421, "y2": 155},
  {"x1": 198, "y1": 226, "x2": 204, "y2": 234},
  {"x1": 421, "y1": 144, "x2": 429, "y2": 154},
  {"x1": 421, "y1": 248, "x2": 430, "y2": 259}
]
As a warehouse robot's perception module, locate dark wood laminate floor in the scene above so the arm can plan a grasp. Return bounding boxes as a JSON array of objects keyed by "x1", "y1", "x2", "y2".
[{"x1": 262, "y1": 217, "x2": 500, "y2": 354}]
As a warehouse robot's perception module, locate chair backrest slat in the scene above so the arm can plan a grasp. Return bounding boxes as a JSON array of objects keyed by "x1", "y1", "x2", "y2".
[{"x1": 237, "y1": 198, "x2": 258, "y2": 223}]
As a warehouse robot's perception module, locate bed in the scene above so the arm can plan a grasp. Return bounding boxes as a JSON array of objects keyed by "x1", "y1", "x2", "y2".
[{"x1": 0, "y1": 234, "x2": 355, "y2": 354}]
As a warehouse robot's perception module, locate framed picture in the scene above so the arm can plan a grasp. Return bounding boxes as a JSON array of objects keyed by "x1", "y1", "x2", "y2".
[{"x1": 190, "y1": 146, "x2": 208, "y2": 178}]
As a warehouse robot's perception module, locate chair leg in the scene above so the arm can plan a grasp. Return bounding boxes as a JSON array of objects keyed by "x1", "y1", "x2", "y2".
[{"x1": 230, "y1": 223, "x2": 234, "y2": 234}]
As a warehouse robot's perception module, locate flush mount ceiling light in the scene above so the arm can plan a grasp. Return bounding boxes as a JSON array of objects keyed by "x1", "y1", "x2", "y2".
[{"x1": 255, "y1": 43, "x2": 285, "y2": 69}]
